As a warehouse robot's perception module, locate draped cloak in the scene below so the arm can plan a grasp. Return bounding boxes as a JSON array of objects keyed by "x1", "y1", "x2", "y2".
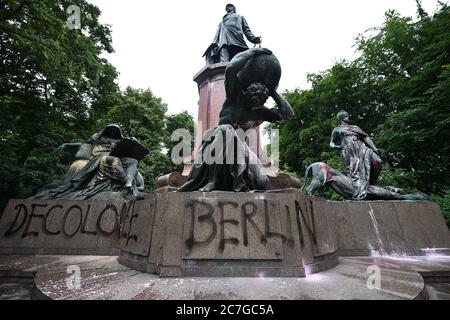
[{"x1": 32, "y1": 124, "x2": 143, "y2": 200}]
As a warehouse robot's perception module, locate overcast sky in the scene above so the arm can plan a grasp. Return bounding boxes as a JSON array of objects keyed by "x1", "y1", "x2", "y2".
[{"x1": 88, "y1": 0, "x2": 443, "y2": 118}]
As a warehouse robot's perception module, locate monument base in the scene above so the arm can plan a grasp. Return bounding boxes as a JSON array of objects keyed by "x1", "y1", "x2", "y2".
[
  {"x1": 0, "y1": 190, "x2": 449, "y2": 279},
  {"x1": 118, "y1": 189, "x2": 338, "y2": 278},
  {"x1": 156, "y1": 172, "x2": 302, "y2": 191},
  {"x1": 3, "y1": 254, "x2": 450, "y2": 300}
]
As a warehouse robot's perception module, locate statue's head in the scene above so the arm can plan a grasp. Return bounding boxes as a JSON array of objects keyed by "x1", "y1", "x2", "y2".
[
  {"x1": 337, "y1": 111, "x2": 350, "y2": 124},
  {"x1": 103, "y1": 123, "x2": 123, "y2": 140},
  {"x1": 244, "y1": 82, "x2": 270, "y2": 108},
  {"x1": 226, "y1": 4, "x2": 236, "y2": 13}
]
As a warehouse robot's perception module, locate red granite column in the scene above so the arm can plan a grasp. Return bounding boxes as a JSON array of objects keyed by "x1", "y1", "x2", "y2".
[
  {"x1": 194, "y1": 62, "x2": 228, "y2": 136},
  {"x1": 182, "y1": 63, "x2": 227, "y2": 176}
]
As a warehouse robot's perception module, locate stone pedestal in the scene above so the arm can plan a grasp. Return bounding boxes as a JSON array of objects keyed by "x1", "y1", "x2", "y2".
[
  {"x1": 182, "y1": 63, "x2": 227, "y2": 176},
  {"x1": 193, "y1": 62, "x2": 228, "y2": 139},
  {"x1": 1, "y1": 193, "x2": 449, "y2": 278},
  {"x1": 329, "y1": 199, "x2": 450, "y2": 256},
  {"x1": 118, "y1": 189, "x2": 338, "y2": 277},
  {"x1": 0, "y1": 198, "x2": 133, "y2": 255}
]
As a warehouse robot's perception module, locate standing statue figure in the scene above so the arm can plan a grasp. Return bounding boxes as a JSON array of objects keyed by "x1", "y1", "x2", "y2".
[
  {"x1": 203, "y1": 4, "x2": 262, "y2": 64},
  {"x1": 303, "y1": 111, "x2": 429, "y2": 201},
  {"x1": 330, "y1": 111, "x2": 382, "y2": 200},
  {"x1": 32, "y1": 124, "x2": 147, "y2": 200},
  {"x1": 179, "y1": 48, "x2": 294, "y2": 192}
]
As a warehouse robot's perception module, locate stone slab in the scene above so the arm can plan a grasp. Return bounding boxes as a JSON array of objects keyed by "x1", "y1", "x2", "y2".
[
  {"x1": 2, "y1": 192, "x2": 449, "y2": 279},
  {"x1": 141, "y1": 191, "x2": 314, "y2": 277},
  {"x1": 328, "y1": 199, "x2": 450, "y2": 256},
  {"x1": 120, "y1": 197, "x2": 157, "y2": 257},
  {"x1": 181, "y1": 194, "x2": 284, "y2": 260},
  {"x1": 2, "y1": 255, "x2": 443, "y2": 300},
  {"x1": 0, "y1": 199, "x2": 134, "y2": 255}
]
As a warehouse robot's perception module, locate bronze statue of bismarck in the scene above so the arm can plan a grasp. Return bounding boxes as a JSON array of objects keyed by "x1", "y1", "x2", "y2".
[{"x1": 203, "y1": 4, "x2": 262, "y2": 64}]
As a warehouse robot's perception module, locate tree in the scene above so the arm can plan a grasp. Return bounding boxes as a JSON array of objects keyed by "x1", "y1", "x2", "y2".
[
  {"x1": 105, "y1": 87, "x2": 174, "y2": 192},
  {"x1": 273, "y1": 59, "x2": 379, "y2": 176},
  {"x1": 276, "y1": 5, "x2": 450, "y2": 223},
  {"x1": 357, "y1": 7, "x2": 450, "y2": 193},
  {"x1": 164, "y1": 111, "x2": 195, "y2": 173},
  {"x1": 0, "y1": 0, "x2": 119, "y2": 208},
  {"x1": 0, "y1": 1, "x2": 195, "y2": 213}
]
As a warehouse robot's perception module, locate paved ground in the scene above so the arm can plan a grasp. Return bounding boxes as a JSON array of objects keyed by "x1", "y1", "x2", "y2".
[
  {"x1": 0, "y1": 255, "x2": 449, "y2": 300},
  {"x1": 0, "y1": 283, "x2": 32, "y2": 300},
  {"x1": 426, "y1": 283, "x2": 450, "y2": 300}
]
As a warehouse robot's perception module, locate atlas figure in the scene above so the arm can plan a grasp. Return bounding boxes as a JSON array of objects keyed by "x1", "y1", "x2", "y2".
[{"x1": 179, "y1": 47, "x2": 294, "y2": 192}]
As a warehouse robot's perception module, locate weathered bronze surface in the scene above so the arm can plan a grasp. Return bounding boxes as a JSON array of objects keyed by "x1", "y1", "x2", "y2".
[
  {"x1": 303, "y1": 162, "x2": 430, "y2": 201},
  {"x1": 303, "y1": 111, "x2": 429, "y2": 201},
  {"x1": 203, "y1": 4, "x2": 262, "y2": 64},
  {"x1": 330, "y1": 111, "x2": 382, "y2": 200},
  {"x1": 179, "y1": 48, "x2": 294, "y2": 192},
  {"x1": 32, "y1": 124, "x2": 148, "y2": 200}
]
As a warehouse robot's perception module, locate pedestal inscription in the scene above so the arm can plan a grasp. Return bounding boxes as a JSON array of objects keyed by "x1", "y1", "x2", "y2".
[
  {"x1": 3, "y1": 192, "x2": 446, "y2": 278},
  {"x1": 118, "y1": 190, "x2": 340, "y2": 277},
  {"x1": 0, "y1": 199, "x2": 142, "y2": 255},
  {"x1": 183, "y1": 197, "x2": 286, "y2": 260}
]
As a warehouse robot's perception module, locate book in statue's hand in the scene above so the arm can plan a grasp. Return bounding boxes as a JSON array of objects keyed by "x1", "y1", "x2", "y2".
[{"x1": 110, "y1": 138, "x2": 149, "y2": 161}]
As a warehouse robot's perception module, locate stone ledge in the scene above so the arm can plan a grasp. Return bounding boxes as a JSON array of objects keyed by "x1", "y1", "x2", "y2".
[
  {"x1": 1, "y1": 255, "x2": 438, "y2": 300},
  {"x1": 1, "y1": 191, "x2": 449, "y2": 279},
  {"x1": 118, "y1": 190, "x2": 338, "y2": 277}
]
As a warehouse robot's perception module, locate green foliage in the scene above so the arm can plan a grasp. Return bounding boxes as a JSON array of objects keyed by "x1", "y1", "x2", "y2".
[
  {"x1": 105, "y1": 87, "x2": 174, "y2": 193},
  {"x1": 0, "y1": 1, "x2": 194, "y2": 210},
  {"x1": 359, "y1": 8, "x2": 450, "y2": 193},
  {"x1": 106, "y1": 87, "x2": 168, "y2": 151},
  {"x1": 164, "y1": 111, "x2": 195, "y2": 172},
  {"x1": 376, "y1": 163, "x2": 418, "y2": 192},
  {"x1": 274, "y1": 58, "x2": 379, "y2": 176},
  {"x1": 104, "y1": 88, "x2": 194, "y2": 192},
  {"x1": 0, "y1": 0, "x2": 120, "y2": 206},
  {"x1": 432, "y1": 191, "x2": 450, "y2": 227},
  {"x1": 276, "y1": 5, "x2": 450, "y2": 224}
]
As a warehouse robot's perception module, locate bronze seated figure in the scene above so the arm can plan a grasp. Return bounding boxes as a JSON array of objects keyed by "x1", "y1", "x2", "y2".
[{"x1": 32, "y1": 124, "x2": 147, "y2": 200}]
